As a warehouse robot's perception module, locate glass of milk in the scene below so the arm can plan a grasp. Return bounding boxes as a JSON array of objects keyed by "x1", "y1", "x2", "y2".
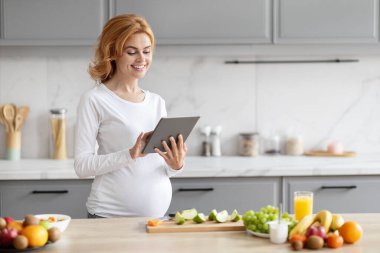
[{"x1": 267, "y1": 221, "x2": 289, "y2": 244}]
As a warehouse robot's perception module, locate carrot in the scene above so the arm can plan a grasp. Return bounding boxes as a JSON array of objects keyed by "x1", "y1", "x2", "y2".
[{"x1": 147, "y1": 219, "x2": 163, "y2": 227}]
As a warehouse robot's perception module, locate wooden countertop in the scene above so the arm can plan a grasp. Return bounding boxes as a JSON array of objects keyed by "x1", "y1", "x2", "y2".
[{"x1": 40, "y1": 214, "x2": 378, "y2": 253}]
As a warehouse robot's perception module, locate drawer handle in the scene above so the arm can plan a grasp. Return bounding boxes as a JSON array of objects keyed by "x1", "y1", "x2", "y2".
[
  {"x1": 178, "y1": 188, "x2": 214, "y2": 192},
  {"x1": 31, "y1": 190, "x2": 69, "y2": 194},
  {"x1": 320, "y1": 185, "x2": 357, "y2": 190}
]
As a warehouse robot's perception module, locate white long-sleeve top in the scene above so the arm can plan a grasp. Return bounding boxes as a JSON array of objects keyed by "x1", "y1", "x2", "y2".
[{"x1": 74, "y1": 84, "x2": 181, "y2": 218}]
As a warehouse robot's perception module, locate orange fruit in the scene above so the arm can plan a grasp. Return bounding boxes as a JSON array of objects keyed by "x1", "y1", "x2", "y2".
[
  {"x1": 338, "y1": 221, "x2": 363, "y2": 244},
  {"x1": 326, "y1": 234, "x2": 344, "y2": 248},
  {"x1": 21, "y1": 224, "x2": 48, "y2": 247}
]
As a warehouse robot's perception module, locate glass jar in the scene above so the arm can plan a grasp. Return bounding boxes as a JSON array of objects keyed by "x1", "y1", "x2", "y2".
[
  {"x1": 265, "y1": 134, "x2": 281, "y2": 155},
  {"x1": 50, "y1": 108, "x2": 67, "y2": 160},
  {"x1": 239, "y1": 133, "x2": 259, "y2": 157},
  {"x1": 285, "y1": 135, "x2": 304, "y2": 156}
]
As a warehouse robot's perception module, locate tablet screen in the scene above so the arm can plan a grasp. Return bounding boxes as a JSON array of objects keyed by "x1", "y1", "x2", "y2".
[{"x1": 143, "y1": 116, "x2": 200, "y2": 153}]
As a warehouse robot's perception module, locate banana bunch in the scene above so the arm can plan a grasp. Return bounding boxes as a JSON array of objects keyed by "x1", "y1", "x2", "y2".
[{"x1": 289, "y1": 210, "x2": 344, "y2": 239}]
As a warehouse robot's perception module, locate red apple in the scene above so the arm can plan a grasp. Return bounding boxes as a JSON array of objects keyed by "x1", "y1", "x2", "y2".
[
  {"x1": 305, "y1": 225, "x2": 327, "y2": 240},
  {"x1": 0, "y1": 227, "x2": 18, "y2": 247},
  {"x1": 3, "y1": 217, "x2": 14, "y2": 225}
]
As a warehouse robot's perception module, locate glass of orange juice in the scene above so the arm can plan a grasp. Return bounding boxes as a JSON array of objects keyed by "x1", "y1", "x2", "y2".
[{"x1": 294, "y1": 191, "x2": 313, "y2": 221}]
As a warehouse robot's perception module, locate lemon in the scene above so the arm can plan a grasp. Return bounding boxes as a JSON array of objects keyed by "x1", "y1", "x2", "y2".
[
  {"x1": 174, "y1": 212, "x2": 185, "y2": 225},
  {"x1": 229, "y1": 209, "x2": 241, "y2": 222},
  {"x1": 215, "y1": 210, "x2": 229, "y2": 223},
  {"x1": 181, "y1": 208, "x2": 198, "y2": 220},
  {"x1": 193, "y1": 213, "x2": 206, "y2": 224},
  {"x1": 208, "y1": 209, "x2": 218, "y2": 221}
]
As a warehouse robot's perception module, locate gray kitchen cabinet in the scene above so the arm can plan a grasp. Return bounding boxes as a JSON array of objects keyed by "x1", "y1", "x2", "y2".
[
  {"x1": 283, "y1": 176, "x2": 380, "y2": 214},
  {"x1": 167, "y1": 177, "x2": 281, "y2": 215},
  {"x1": 0, "y1": 0, "x2": 107, "y2": 45},
  {"x1": 0, "y1": 180, "x2": 92, "y2": 219},
  {"x1": 274, "y1": 0, "x2": 379, "y2": 43},
  {"x1": 112, "y1": 0, "x2": 272, "y2": 45}
]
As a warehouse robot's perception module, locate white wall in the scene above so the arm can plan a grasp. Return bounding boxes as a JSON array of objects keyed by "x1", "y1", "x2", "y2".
[{"x1": 0, "y1": 46, "x2": 379, "y2": 158}]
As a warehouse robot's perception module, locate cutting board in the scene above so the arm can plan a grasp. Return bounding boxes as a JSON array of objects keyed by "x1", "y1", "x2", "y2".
[
  {"x1": 146, "y1": 220, "x2": 245, "y2": 233},
  {"x1": 304, "y1": 150, "x2": 356, "y2": 157}
]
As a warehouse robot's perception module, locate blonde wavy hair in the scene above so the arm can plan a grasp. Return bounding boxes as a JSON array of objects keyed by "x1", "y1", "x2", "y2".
[{"x1": 88, "y1": 14, "x2": 155, "y2": 84}]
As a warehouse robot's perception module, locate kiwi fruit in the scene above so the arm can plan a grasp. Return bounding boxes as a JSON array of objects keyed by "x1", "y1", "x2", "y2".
[
  {"x1": 291, "y1": 240, "x2": 303, "y2": 251},
  {"x1": 48, "y1": 227, "x2": 62, "y2": 242},
  {"x1": 23, "y1": 214, "x2": 40, "y2": 227},
  {"x1": 306, "y1": 235, "x2": 324, "y2": 250},
  {"x1": 13, "y1": 235, "x2": 28, "y2": 250}
]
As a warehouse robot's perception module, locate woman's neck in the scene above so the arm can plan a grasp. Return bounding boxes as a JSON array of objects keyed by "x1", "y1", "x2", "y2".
[{"x1": 104, "y1": 76, "x2": 145, "y2": 103}]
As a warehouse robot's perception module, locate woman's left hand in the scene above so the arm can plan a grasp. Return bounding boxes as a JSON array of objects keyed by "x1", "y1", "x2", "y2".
[{"x1": 155, "y1": 134, "x2": 187, "y2": 170}]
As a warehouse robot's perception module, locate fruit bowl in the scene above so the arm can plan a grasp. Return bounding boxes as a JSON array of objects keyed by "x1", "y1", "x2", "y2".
[{"x1": 34, "y1": 214, "x2": 71, "y2": 232}]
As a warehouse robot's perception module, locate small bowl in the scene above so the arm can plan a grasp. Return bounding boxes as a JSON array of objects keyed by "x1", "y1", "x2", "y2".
[{"x1": 35, "y1": 214, "x2": 71, "y2": 232}]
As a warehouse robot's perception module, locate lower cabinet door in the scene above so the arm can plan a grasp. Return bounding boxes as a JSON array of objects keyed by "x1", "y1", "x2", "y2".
[
  {"x1": 0, "y1": 180, "x2": 92, "y2": 219},
  {"x1": 284, "y1": 176, "x2": 380, "y2": 213},
  {"x1": 167, "y1": 177, "x2": 281, "y2": 215}
]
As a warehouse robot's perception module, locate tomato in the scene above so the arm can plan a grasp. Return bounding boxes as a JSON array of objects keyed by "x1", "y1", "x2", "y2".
[{"x1": 326, "y1": 234, "x2": 344, "y2": 249}]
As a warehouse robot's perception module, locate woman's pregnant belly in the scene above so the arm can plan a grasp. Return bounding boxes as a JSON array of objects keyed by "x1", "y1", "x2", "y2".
[{"x1": 89, "y1": 156, "x2": 172, "y2": 218}]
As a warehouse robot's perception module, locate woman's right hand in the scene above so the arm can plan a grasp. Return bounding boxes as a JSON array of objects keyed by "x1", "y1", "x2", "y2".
[{"x1": 129, "y1": 131, "x2": 153, "y2": 160}]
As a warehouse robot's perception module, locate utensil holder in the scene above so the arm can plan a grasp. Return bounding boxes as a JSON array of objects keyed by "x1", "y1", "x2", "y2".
[{"x1": 6, "y1": 131, "x2": 21, "y2": 160}]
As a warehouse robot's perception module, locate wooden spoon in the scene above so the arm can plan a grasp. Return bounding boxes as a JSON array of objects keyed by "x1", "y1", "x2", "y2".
[
  {"x1": 14, "y1": 113, "x2": 24, "y2": 132},
  {"x1": 3, "y1": 104, "x2": 15, "y2": 132},
  {"x1": 18, "y1": 106, "x2": 30, "y2": 120},
  {"x1": 0, "y1": 105, "x2": 9, "y2": 132}
]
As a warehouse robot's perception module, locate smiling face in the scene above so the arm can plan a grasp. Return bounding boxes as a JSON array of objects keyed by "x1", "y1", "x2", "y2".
[{"x1": 115, "y1": 32, "x2": 153, "y2": 81}]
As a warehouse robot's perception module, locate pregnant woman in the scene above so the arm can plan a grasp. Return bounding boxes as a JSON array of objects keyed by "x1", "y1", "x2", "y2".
[{"x1": 74, "y1": 14, "x2": 186, "y2": 218}]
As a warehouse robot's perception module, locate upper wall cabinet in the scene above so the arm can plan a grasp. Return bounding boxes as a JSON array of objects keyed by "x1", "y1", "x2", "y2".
[
  {"x1": 112, "y1": 0, "x2": 272, "y2": 45},
  {"x1": 274, "y1": 0, "x2": 379, "y2": 43},
  {"x1": 0, "y1": 0, "x2": 107, "y2": 45}
]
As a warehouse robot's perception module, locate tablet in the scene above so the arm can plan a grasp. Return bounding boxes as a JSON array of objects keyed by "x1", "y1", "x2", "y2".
[{"x1": 143, "y1": 116, "x2": 200, "y2": 153}]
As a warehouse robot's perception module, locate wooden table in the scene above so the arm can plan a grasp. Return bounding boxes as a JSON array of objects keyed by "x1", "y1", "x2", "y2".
[{"x1": 40, "y1": 214, "x2": 379, "y2": 253}]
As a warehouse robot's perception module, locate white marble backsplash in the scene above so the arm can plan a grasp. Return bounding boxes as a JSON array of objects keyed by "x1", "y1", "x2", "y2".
[{"x1": 0, "y1": 46, "x2": 379, "y2": 158}]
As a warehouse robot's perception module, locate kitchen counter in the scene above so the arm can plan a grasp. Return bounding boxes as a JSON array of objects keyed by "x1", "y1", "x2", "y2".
[
  {"x1": 39, "y1": 213, "x2": 378, "y2": 253},
  {"x1": 0, "y1": 153, "x2": 379, "y2": 180}
]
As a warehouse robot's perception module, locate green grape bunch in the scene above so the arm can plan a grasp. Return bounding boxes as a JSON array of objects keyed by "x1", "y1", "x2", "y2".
[{"x1": 242, "y1": 205, "x2": 297, "y2": 234}]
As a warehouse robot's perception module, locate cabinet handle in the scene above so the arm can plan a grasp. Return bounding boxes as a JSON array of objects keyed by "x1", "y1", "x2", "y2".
[
  {"x1": 320, "y1": 185, "x2": 357, "y2": 190},
  {"x1": 31, "y1": 190, "x2": 69, "y2": 194},
  {"x1": 178, "y1": 188, "x2": 214, "y2": 192}
]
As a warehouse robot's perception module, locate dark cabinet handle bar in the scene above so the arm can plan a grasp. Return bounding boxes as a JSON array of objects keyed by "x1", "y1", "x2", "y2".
[
  {"x1": 178, "y1": 188, "x2": 214, "y2": 192},
  {"x1": 31, "y1": 190, "x2": 69, "y2": 194},
  {"x1": 320, "y1": 186, "x2": 357, "y2": 189}
]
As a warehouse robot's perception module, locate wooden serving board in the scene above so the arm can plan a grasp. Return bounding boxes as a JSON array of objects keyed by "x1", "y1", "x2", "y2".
[
  {"x1": 146, "y1": 220, "x2": 245, "y2": 233},
  {"x1": 304, "y1": 150, "x2": 356, "y2": 157}
]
